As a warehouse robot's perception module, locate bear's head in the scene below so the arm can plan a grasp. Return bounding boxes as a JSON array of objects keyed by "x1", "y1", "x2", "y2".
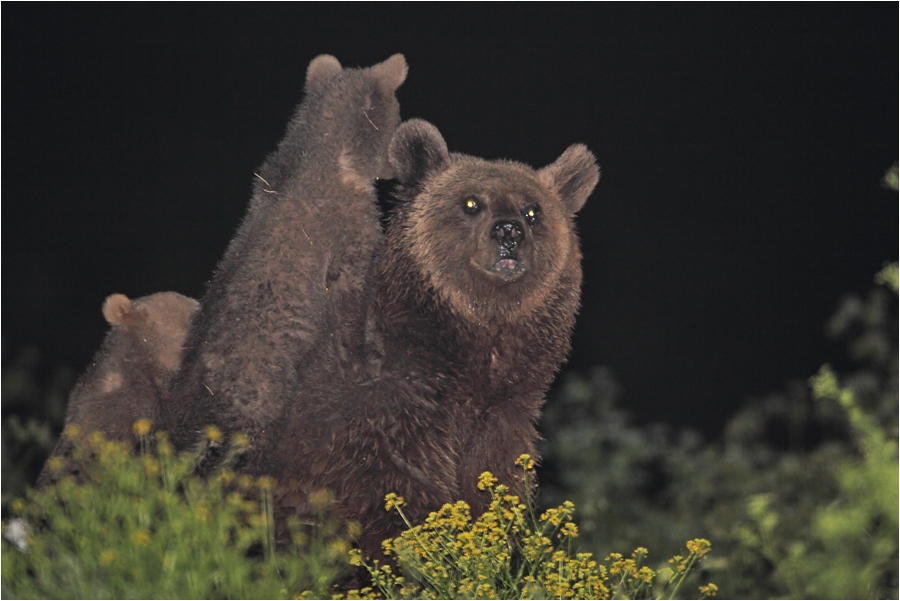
[
  {"x1": 103, "y1": 292, "x2": 199, "y2": 374},
  {"x1": 259, "y1": 54, "x2": 408, "y2": 191},
  {"x1": 387, "y1": 119, "x2": 599, "y2": 325},
  {"x1": 304, "y1": 54, "x2": 408, "y2": 179}
]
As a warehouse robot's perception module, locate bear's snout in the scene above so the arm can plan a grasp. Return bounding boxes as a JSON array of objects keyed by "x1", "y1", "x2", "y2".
[{"x1": 491, "y1": 220, "x2": 524, "y2": 258}]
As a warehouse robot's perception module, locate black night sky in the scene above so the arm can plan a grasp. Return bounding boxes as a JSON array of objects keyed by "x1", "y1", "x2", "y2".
[{"x1": 3, "y1": 5, "x2": 897, "y2": 438}]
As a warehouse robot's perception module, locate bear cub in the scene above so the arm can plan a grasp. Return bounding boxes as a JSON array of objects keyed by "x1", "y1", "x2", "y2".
[
  {"x1": 269, "y1": 118, "x2": 599, "y2": 557},
  {"x1": 162, "y1": 54, "x2": 408, "y2": 467},
  {"x1": 38, "y1": 292, "x2": 198, "y2": 487}
]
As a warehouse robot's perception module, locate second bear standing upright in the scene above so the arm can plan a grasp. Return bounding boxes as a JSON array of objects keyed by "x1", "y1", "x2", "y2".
[{"x1": 160, "y1": 54, "x2": 408, "y2": 468}]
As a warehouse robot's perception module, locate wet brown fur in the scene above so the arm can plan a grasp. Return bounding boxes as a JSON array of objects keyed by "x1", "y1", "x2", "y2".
[{"x1": 269, "y1": 119, "x2": 599, "y2": 557}]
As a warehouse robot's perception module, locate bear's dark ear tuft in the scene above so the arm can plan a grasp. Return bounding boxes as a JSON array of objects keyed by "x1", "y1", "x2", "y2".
[
  {"x1": 369, "y1": 54, "x2": 408, "y2": 93},
  {"x1": 537, "y1": 144, "x2": 600, "y2": 214},
  {"x1": 102, "y1": 294, "x2": 145, "y2": 327},
  {"x1": 305, "y1": 54, "x2": 343, "y2": 89},
  {"x1": 389, "y1": 119, "x2": 450, "y2": 185}
]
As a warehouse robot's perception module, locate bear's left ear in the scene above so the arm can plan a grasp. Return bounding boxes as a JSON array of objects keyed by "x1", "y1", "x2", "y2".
[
  {"x1": 537, "y1": 144, "x2": 599, "y2": 214},
  {"x1": 305, "y1": 54, "x2": 343, "y2": 89},
  {"x1": 102, "y1": 293, "x2": 146, "y2": 328},
  {"x1": 389, "y1": 119, "x2": 450, "y2": 185}
]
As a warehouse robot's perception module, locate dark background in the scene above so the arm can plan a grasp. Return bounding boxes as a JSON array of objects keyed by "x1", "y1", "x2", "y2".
[{"x1": 3, "y1": 5, "x2": 897, "y2": 438}]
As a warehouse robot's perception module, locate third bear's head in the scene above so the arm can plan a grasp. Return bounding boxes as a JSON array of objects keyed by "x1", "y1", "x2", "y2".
[{"x1": 387, "y1": 119, "x2": 599, "y2": 325}]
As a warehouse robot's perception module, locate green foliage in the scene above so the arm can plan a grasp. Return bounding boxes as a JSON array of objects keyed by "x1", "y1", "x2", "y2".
[
  {"x1": 883, "y1": 161, "x2": 898, "y2": 193},
  {"x1": 875, "y1": 262, "x2": 898, "y2": 293},
  {"x1": 2, "y1": 345, "x2": 73, "y2": 511},
  {"x1": 344, "y1": 458, "x2": 715, "y2": 600},
  {"x1": 2, "y1": 425, "x2": 350, "y2": 599},
  {"x1": 4, "y1": 435, "x2": 713, "y2": 600},
  {"x1": 539, "y1": 272, "x2": 897, "y2": 598},
  {"x1": 734, "y1": 363, "x2": 898, "y2": 599}
]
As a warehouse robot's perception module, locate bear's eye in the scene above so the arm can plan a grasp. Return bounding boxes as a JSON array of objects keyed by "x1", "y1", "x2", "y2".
[
  {"x1": 463, "y1": 197, "x2": 481, "y2": 215},
  {"x1": 524, "y1": 206, "x2": 540, "y2": 226}
]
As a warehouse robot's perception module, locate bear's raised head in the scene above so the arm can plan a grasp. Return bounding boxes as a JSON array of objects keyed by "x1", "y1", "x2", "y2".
[
  {"x1": 260, "y1": 53, "x2": 408, "y2": 190},
  {"x1": 387, "y1": 119, "x2": 599, "y2": 325}
]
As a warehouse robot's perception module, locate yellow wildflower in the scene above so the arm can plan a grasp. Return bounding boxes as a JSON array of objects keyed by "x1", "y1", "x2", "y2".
[
  {"x1": 292, "y1": 531, "x2": 307, "y2": 547},
  {"x1": 700, "y1": 582, "x2": 719, "y2": 598},
  {"x1": 61, "y1": 423, "x2": 82, "y2": 442},
  {"x1": 204, "y1": 425, "x2": 223, "y2": 443},
  {"x1": 328, "y1": 538, "x2": 350, "y2": 558},
  {"x1": 638, "y1": 565, "x2": 655, "y2": 583},
  {"x1": 348, "y1": 548, "x2": 364, "y2": 567},
  {"x1": 346, "y1": 520, "x2": 362, "y2": 539},
  {"x1": 155, "y1": 432, "x2": 174, "y2": 456},
  {"x1": 384, "y1": 492, "x2": 405, "y2": 511},
  {"x1": 541, "y1": 507, "x2": 564, "y2": 526},
  {"x1": 686, "y1": 538, "x2": 712, "y2": 557},
  {"x1": 142, "y1": 456, "x2": 160, "y2": 477},
  {"x1": 232, "y1": 432, "x2": 251, "y2": 450},
  {"x1": 515, "y1": 453, "x2": 535, "y2": 470},
  {"x1": 132, "y1": 418, "x2": 152, "y2": 436},
  {"x1": 130, "y1": 530, "x2": 151, "y2": 547},
  {"x1": 477, "y1": 471, "x2": 498, "y2": 490},
  {"x1": 309, "y1": 488, "x2": 335, "y2": 511},
  {"x1": 45, "y1": 455, "x2": 66, "y2": 475},
  {"x1": 98, "y1": 550, "x2": 117, "y2": 565}
]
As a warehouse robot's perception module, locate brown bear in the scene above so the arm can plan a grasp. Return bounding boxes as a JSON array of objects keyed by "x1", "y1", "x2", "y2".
[
  {"x1": 269, "y1": 118, "x2": 599, "y2": 557},
  {"x1": 37, "y1": 292, "x2": 198, "y2": 488},
  {"x1": 161, "y1": 54, "x2": 408, "y2": 465}
]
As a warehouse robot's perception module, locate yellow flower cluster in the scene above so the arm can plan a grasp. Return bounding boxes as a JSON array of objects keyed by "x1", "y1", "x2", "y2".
[
  {"x1": 383, "y1": 492, "x2": 404, "y2": 512},
  {"x1": 342, "y1": 461, "x2": 716, "y2": 600},
  {"x1": 514, "y1": 453, "x2": 536, "y2": 471},
  {"x1": 685, "y1": 538, "x2": 712, "y2": 558}
]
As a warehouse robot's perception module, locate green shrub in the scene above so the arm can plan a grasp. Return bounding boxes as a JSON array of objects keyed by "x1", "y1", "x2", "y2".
[
  {"x1": 1, "y1": 345, "x2": 73, "y2": 511},
  {"x1": 538, "y1": 168, "x2": 898, "y2": 598},
  {"x1": 2, "y1": 424, "x2": 350, "y2": 599},
  {"x1": 3, "y1": 434, "x2": 713, "y2": 600}
]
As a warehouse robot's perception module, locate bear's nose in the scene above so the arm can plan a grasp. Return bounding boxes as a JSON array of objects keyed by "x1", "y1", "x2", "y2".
[{"x1": 491, "y1": 220, "x2": 524, "y2": 255}]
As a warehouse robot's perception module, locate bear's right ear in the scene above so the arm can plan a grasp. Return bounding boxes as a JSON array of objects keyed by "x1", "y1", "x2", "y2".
[
  {"x1": 102, "y1": 293, "x2": 145, "y2": 328},
  {"x1": 369, "y1": 53, "x2": 408, "y2": 93},
  {"x1": 305, "y1": 54, "x2": 343, "y2": 89},
  {"x1": 537, "y1": 144, "x2": 600, "y2": 214},
  {"x1": 389, "y1": 119, "x2": 450, "y2": 185}
]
